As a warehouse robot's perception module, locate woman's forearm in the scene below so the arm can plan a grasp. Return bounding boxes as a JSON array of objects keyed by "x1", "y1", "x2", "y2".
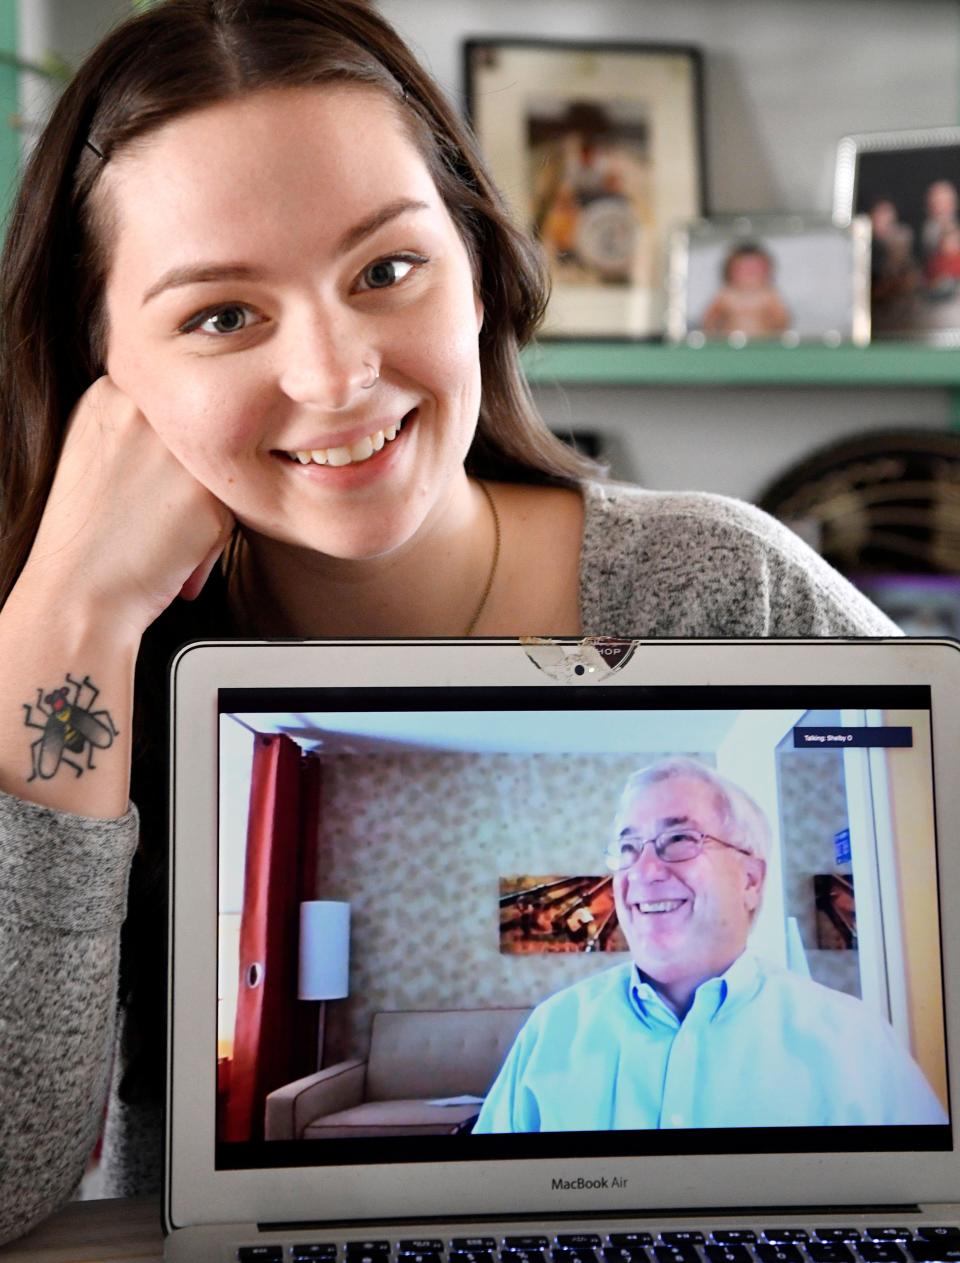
[
  {"x1": 0, "y1": 566, "x2": 139, "y2": 819},
  {"x1": 0, "y1": 791, "x2": 139, "y2": 1245}
]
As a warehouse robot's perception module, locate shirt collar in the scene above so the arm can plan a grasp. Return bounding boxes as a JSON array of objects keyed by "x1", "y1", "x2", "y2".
[{"x1": 629, "y1": 951, "x2": 763, "y2": 1025}]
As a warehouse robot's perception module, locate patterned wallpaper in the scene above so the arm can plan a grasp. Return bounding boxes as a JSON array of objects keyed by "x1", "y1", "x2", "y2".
[
  {"x1": 314, "y1": 750, "x2": 708, "y2": 1063},
  {"x1": 776, "y1": 738, "x2": 860, "y2": 998}
]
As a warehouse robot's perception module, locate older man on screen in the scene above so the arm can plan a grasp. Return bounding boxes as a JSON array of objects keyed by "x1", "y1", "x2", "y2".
[{"x1": 473, "y1": 757, "x2": 946, "y2": 1132}]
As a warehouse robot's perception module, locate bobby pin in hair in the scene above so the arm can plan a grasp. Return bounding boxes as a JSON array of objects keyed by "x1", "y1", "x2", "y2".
[{"x1": 85, "y1": 138, "x2": 106, "y2": 161}]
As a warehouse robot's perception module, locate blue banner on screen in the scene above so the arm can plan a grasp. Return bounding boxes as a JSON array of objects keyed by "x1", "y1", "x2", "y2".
[{"x1": 793, "y1": 727, "x2": 913, "y2": 748}]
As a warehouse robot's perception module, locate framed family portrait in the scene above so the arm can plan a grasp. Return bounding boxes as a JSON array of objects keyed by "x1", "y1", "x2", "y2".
[
  {"x1": 666, "y1": 215, "x2": 871, "y2": 347},
  {"x1": 464, "y1": 38, "x2": 705, "y2": 340},
  {"x1": 834, "y1": 126, "x2": 960, "y2": 344}
]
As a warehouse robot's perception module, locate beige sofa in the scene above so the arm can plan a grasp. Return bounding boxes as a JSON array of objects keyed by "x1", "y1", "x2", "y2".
[{"x1": 265, "y1": 1007, "x2": 530, "y2": 1140}]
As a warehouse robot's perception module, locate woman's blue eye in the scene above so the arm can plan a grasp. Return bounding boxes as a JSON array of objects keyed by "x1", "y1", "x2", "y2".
[{"x1": 360, "y1": 257, "x2": 418, "y2": 290}]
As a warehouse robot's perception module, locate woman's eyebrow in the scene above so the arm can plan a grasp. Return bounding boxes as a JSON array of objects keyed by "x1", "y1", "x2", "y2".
[
  {"x1": 140, "y1": 197, "x2": 431, "y2": 307},
  {"x1": 336, "y1": 196, "x2": 430, "y2": 254},
  {"x1": 141, "y1": 263, "x2": 261, "y2": 307}
]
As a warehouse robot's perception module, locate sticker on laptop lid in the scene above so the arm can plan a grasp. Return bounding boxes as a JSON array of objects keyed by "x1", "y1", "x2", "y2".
[{"x1": 519, "y1": 636, "x2": 638, "y2": 682}]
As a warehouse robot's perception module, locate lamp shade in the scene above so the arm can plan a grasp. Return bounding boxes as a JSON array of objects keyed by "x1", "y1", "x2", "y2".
[{"x1": 298, "y1": 900, "x2": 350, "y2": 1000}]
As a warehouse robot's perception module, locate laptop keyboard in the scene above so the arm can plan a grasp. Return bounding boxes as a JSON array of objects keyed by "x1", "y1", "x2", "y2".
[{"x1": 237, "y1": 1227, "x2": 960, "y2": 1263}]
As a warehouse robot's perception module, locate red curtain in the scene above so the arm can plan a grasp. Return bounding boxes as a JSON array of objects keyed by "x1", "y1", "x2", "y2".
[{"x1": 222, "y1": 733, "x2": 321, "y2": 1143}]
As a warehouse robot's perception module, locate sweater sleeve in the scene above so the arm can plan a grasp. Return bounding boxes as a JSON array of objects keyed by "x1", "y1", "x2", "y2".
[
  {"x1": 0, "y1": 789, "x2": 139, "y2": 1246},
  {"x1": 579, "y1": 483, "x2": 901, "y2": 638}
]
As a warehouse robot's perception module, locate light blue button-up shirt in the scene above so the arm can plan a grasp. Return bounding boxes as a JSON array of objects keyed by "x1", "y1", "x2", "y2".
[{"x1": 472, "y1": 954, "x2": 947, "y2": 1132}]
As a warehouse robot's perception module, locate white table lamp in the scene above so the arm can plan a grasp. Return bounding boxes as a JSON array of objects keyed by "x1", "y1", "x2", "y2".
[{"x1": 298, "y1": 900, "x2": 350, "y2": 1066}]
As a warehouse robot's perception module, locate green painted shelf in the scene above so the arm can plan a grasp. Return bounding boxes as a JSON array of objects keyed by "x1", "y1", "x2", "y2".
[{"x1": 521, "y1": 342, "x2": 960, "y2": 388}]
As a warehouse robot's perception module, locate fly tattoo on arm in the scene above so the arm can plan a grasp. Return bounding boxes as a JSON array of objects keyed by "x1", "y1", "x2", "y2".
[{"x1": 22, "y1": 673, "x2": 119, "y2": 781}]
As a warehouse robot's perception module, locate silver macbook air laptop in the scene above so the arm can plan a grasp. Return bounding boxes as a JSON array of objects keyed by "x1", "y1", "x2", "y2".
[{"x1": 165, "y1": 637, "x2": 960, "y2": 1263}]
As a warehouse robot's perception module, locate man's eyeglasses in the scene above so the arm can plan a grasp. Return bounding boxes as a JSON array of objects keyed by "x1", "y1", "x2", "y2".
[{"x1": 604, "y1": 828, "x2": 753, "y2": 872}]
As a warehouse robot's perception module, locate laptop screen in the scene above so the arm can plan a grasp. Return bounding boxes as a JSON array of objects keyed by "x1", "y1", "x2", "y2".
[{"x1": 213, "y1": 683, "x2": 950, "y2": 1172}]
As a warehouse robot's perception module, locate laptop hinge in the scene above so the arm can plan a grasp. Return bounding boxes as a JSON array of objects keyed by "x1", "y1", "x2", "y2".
[{"x1": 261, "y1": 1206, "x2": 924, "y2": 1232}]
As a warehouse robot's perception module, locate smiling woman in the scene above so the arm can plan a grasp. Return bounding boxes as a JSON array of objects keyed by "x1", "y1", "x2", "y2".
[
  {"x1": 0, "y1": 0, "x2": 898, "y2": 1246},
  {"x1": 103, "y1": 87, "x2": 501, "y2": 580}
]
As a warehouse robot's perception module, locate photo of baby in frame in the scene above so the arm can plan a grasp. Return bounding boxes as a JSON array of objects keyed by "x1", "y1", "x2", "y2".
[
  {"x1": 834, "y1": 127, "x2": 960, "y2": 344},
  {"x1": 667, "y1": 215, "x2": 871, "y2": 348}
]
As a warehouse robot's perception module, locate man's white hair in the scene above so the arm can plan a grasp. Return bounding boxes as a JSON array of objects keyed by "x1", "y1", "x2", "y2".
[{"x1": 614, "y1": 756, "x2": 771, "y2": 861}]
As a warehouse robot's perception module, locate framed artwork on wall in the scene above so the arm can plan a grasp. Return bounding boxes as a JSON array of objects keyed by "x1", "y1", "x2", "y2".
[
  {"x1": 757, "y1": 429, "x2": 960, "y2": 577},
  {"x1": 464, "y1": 38, "x2": 705, "y2": 340},
  {"x1": 666, "y1": 214, "x2": 872, "y2": 348},
  {"x1": 498, "y1": 875, "x2": 627, "y2": 955},
  {"x1": 813, "y1": 874, "x2": 857, "y2": 951},
  {"x1": 834, "y1": 126, "x2": 960, "y2": 345}
]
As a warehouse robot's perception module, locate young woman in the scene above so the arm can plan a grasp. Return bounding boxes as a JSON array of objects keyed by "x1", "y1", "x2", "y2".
[{"x1": 0, "y1": 0, "x2": 894, "y2": 1243}]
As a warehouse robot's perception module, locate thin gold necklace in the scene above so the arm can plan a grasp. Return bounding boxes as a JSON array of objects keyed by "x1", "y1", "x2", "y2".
[
  {"x1": 463, "y1": 479, "x2": 501, "y2": 637},
  {"x1": 228, "y1": 482, "x2": 501, "y2": 638}
]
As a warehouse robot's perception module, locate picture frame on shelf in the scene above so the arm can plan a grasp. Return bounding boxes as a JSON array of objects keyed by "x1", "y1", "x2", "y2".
[
  {"x1": 834, "y1": 126, "x2": 960, "y2": 346},
  {"x1": 464, "y1": 38, "x2": 705, "y2": 340},
  {"x1": 666, "y1": 215, "x2": 871, "y2": 348}
]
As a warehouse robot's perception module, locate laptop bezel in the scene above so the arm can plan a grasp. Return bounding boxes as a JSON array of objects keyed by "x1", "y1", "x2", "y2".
[{"x1": 165, "y1": 638, "x2": 960, "y2": 1232}]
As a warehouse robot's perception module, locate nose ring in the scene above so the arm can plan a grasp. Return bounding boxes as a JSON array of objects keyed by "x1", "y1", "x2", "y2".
[{"x1": 361, "y1": 363, "x2": 380, "y2": 390}]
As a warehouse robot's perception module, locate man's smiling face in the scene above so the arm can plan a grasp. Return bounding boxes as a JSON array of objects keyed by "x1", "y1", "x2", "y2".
[{"x1": 612, "y1": 775, "x2": 765, "y2": 1015}]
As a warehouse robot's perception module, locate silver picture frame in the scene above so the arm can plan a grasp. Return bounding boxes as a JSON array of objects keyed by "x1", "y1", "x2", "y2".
[
  {"x1": 834, "y1": 126, "x2": 960, "y2": 345},
  {"x1": 666, "y1": 214, "x2": 871, "y2": 348}
]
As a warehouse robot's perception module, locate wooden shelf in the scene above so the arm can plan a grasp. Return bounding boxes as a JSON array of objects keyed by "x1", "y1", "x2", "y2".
[{"x1": 521, "y1": 342, "x2": 960, "y2": 388}]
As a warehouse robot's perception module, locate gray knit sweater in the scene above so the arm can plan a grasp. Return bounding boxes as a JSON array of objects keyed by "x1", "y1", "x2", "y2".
[{"x1": 0, "y1": 482, "x2": 898, "y2": 1244}]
